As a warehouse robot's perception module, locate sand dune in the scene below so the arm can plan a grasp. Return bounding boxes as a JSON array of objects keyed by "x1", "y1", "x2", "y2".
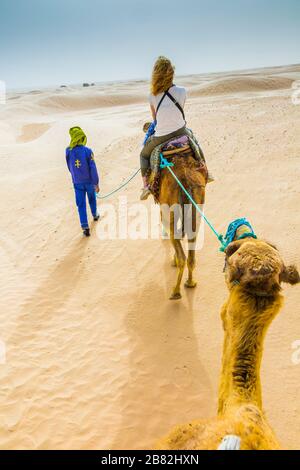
[
  {"x1": 37, "y1": 75, "x2": 296, "y2": 114},
  {"x1": 189, "y1": 75, "x2": 294, "y2": 97},
  {"x1": 17, "y1": 123, "x2": 53, "y2": 143},
  {"x1": 0, "y1": 64, "x2": 299, "y2": 450},
  {"x1": 36, "y1": 75, "x2": 295, "y2": 111},
  {"x1": 38, "y1": 92, "x2": 146, "y2": 111}
]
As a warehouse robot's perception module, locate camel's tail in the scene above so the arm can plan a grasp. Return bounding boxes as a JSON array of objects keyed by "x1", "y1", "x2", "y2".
[
  {"x1": 162, "y1": 155, "x2": 205, "y2": 241},
  {"x1": 180, "y1": 185, "x2": 201, "y2": 241}
]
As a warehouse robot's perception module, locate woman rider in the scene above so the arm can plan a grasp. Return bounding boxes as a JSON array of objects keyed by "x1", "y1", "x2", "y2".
[{"x1": 140, "y1": 56, "x2": 207, "y2": 200}]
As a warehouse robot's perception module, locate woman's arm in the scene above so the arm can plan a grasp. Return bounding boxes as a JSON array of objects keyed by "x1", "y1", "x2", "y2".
[
  {"x1": 183, "y1": 88, "x2": 187, "y2": 107},
  {"x1": 150, "y1": 104, "x2": 156, "y2": 121}
]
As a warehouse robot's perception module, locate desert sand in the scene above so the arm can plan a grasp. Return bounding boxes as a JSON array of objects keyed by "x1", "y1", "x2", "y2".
[{"x1": 0, "y1": 64, "x2": 299, "y2": 449}]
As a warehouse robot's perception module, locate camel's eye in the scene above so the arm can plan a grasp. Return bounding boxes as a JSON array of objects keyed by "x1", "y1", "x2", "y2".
[{"x1": 225, "y1": 241, "x2": 241, "y2": 258}]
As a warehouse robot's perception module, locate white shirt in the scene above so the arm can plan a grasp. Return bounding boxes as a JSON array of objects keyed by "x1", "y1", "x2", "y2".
[{"x1": 149, "y1": 85, "x2": 186, "y2": 137}]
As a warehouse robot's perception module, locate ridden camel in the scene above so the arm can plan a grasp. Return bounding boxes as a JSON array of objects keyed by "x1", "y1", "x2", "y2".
[
  {"x1": 157, "y1": 152, "x2": 206, "y2": 300},
  {"x1": 156, "y1": 234, "x2": 299, "y2": 449}
]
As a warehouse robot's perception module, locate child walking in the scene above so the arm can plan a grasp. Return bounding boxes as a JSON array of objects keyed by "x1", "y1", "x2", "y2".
[{"x1": 66, "y1": 126, "x2": 100, "y2": 237}]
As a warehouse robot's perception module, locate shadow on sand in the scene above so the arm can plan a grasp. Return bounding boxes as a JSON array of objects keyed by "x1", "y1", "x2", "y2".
[{"x1": 110, "y1": 240, "x2": 213, "y2": 449}]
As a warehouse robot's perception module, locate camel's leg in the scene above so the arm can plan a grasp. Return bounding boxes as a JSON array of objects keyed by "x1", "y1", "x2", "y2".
[
  {"x1": 169, "y1": 212, "x2": 186, "y2": 300},
  {"x1": 171, "y1": 254, "x2": 178, "y2": 267},
  {"x1": 161, "y1": 207, "x2": 178, "y2": 268},
  {"x1": 185, "y1": 236, "x2": 197, "y2": 288},
  {"x1": 185, "y1": 202, "x2": 199, "y2": 288}
]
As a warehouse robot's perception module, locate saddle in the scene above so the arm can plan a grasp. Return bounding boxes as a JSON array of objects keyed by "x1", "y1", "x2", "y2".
[
  {"x1": 149, "y1": 135, "x2": 206, "y2": 202},
  {"x1": 161, "y1": 135, "x2": 191, "y2": 156}
]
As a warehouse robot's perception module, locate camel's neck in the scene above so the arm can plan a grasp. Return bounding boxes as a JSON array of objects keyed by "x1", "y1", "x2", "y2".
[{"x1": 218, "y1": 287, "x2": 283, "y2": 415}]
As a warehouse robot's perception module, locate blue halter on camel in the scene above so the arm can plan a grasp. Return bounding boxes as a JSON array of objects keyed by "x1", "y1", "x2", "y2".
[{"x1": 220, "y1": 217, "x2": 257, "y2": 252}]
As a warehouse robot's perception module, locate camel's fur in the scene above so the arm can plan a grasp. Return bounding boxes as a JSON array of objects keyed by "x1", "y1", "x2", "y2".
[
  {"x1": 158, "y1": 153, "x2": 206, "y2": 300},
  {"x1": 156, "y1": 236, "x2": 299, "y2": 449}
]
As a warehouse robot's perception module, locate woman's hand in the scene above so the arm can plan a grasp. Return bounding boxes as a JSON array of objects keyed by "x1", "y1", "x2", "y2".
[{"x1": 95, "y1": 184, "x2": 100, "y2": 193}]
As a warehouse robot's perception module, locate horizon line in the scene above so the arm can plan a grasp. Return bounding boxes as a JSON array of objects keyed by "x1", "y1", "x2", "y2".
[{"x1": 6, "y1": 61, "x2": 300, "y2": 93}]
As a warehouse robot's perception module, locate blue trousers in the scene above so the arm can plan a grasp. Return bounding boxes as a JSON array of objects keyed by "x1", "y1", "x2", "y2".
[{"x1": 74, "y1": 183, "x2": 97, "y2": 229}]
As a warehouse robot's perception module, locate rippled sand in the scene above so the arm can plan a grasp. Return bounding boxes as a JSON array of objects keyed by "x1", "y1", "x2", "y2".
[{"x1": 0, "y1": 64, "x2": 299, "y2": 449}]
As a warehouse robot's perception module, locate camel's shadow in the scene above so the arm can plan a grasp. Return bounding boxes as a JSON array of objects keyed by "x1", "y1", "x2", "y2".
[{"x1": 110, "y1": 240, "x2": 213, "y2": 449}]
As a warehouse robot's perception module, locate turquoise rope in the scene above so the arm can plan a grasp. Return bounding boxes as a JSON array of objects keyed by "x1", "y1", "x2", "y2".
[
  {"x1": 96, "y1": 168, "x2": 141, "y2": 200},
  {"x1": 160, "y1": 154, "x2": 226, "y2": 249}
]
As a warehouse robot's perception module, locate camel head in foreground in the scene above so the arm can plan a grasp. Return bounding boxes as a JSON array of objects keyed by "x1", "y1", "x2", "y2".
[
  {"x1": 156, "y1": 236, "x2": 299, "y2": 450},
  {"x1": 224, "y1": 237, "x2": 299, "y2": 297}
]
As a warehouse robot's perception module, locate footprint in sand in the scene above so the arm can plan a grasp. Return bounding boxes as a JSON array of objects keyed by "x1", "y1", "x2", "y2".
[{"x1": 172, "y1": 365, "x2": 192, "y2": 388}]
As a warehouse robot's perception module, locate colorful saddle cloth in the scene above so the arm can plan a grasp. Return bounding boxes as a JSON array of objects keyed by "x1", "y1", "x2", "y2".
[
  {"x1": 150, "y1": 128, "x2": 207, "y2": 175},
  {"x1": 149, "y1": 128, "x2": 208, "y2": 202},
  {"x1": 162, "y1": 135, "x2": 189, "y2": 151}
]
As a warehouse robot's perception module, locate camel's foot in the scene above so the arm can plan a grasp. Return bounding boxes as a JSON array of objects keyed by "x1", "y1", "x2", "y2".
[
  {"x1": 184, "y1": 279, "x2": 197, "y2": 288},
  {"x1": 169, "y1": 290, "x2": 182, "y2": 300}
]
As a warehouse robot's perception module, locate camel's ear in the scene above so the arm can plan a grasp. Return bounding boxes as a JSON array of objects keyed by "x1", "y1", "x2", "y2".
[
  {"x1": 225, "y1": 241, "x2": 242, "y2": 258},
  {"x1": 225, "y1": 241, "x2": 244, "y2": 284},
  {"x1": 280, "y1": 265, "x2": 300, "y2": 285}
]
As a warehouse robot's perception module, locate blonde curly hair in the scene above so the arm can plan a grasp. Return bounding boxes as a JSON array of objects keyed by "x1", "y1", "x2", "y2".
[{"x1": 151, "y1": 56, "x2": 175, "y2": 96}]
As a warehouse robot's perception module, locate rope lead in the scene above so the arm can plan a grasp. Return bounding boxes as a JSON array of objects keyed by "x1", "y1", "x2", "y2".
[{"x1": 96, "y1": 168, "x2": 141, "y2": 199}]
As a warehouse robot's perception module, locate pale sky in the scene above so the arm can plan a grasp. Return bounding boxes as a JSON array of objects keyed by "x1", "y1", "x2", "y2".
[{"x1": 1, "y1": 0, "x2": 299, "y2": 89}]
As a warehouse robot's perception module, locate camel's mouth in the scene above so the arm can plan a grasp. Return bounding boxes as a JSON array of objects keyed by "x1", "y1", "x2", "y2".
[
  {"x1": 239, "y1": 276, "x2": 281, "y2": 297},
  {"x1": 230, "y1": 268, "x2": 282, "y2": 297}
]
